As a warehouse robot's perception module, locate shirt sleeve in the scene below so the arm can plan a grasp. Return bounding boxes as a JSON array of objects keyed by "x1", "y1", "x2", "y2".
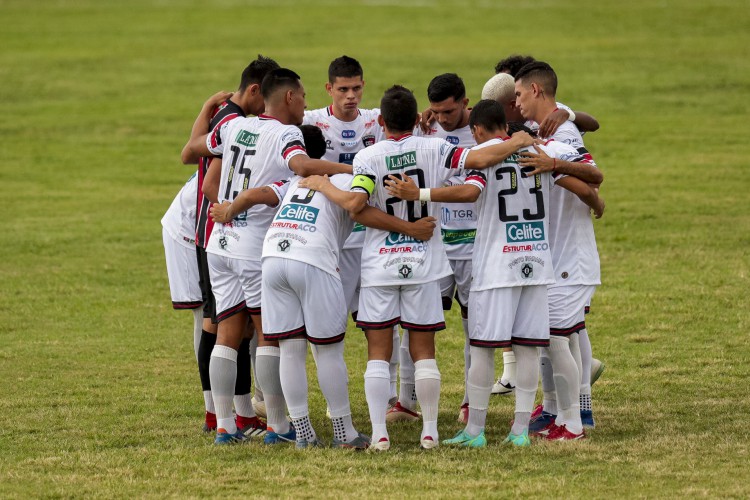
[
  {"x1": 280, "y1": 127, "x2": 307, "y2": 167},
  {"x1": 351, "y1": 152, "x2": 377, "y2": 196},
  {"x1": 268, "y1": 178, "x2": 290, "y2": 202},
  {"x1": 438, "y1": 140, "x2": 470, "y2": 170},
  {"x1": 464, "y1": 170, "x2": 487, "y2": 191},
  {"x1": 206, "y1": 117, "x2": 237, "y2": 156}
]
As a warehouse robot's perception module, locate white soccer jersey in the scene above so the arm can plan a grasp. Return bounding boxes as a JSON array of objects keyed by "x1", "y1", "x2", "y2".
[
  {"x1": 467, "y1": 138, "x2": 560, "y2": 291},
  {"x1": 161, "y1": 172, "x2": 198, "y2": 248},
  {"x1": 416, "y1": 122, "x2": 477, "y2": 260},
  {"x1": 352, "y1": 134, "x2": 468, "y2": 287},
  {"x1": 205, "y1": 115, "x2": 307, "y2": 261},
  {"x1": 262, "y1": 174, "x2": 355, "y2": 278},
  {"x1": 303, "y1": 106, "x2": 384, "y2": 250},
  {"x1": 545, "y1": 133, "x2": 601, "y2": 288}
]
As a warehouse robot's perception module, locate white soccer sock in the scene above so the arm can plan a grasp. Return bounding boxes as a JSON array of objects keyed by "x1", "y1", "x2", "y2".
[
  {"x1": 203, "y1": 391, "x2": 215, "y2": 413},
  {"x1": 192, "y1": 309, "x2": 203, "y2": 362},
  {"x1": 540, "y1": 349, "x2": 557, "y2": 415},
  {"x1": 501, "y1": 350, "x2": 516, "y2": 386},
  {"x1": 364, "y1": 360, "x2": 391, "y2": 444},
  {"x1": 577, "y1": 329, "x2": 593, "y2": 407},
  {"x1": 249, "y1": 334, "x2": 263, "y2": 401},
  {"x1": 313, "y1": 342, "x2": 358, "y2": 443},
  {"x1": 548, "y1": 336, "x2": 582, "y2": 434},
  {"x1": 466, "y1": 346, "x2": 494, "y2": 436},
  {"x1": 512, "y1": 345, "x2": 539, "y2": 435},
  {"x1": 399, "y1": 331, "x2": 417, "y2": 410},
  {"x1": 414, "y1": 359, "x2": 440, "y2": 441},
  {"x1": 233, "y1": 394, "x2": 255, "y2": 418},
  {"x1": 389, "y1": 327, "x2": 400, "y2": 401},
  {"x1": 461, "y1": 316, "x2": 471, "y2": 406},
  {"x1": 255, "y1": 346, "x2": 290, "y2": 435},
  {"x1": 292, "y1": 415, "x2": 316, "y2": 443},
  {"x1": 209, "y1": 345, "x2": 238, "y2": 434},
  {"x1": 279, "y1": 339, "x2": 309, "y2": 419}
]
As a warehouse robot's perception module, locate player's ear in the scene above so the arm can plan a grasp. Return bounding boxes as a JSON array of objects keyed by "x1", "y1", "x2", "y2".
[
  {"x1": 413, "y1": 114, "x2": 420, "y2": 128},
  {"x1": 325, "y1": 82, "x2": 333, "y2": 96},
  {"x1": 462, "y1": 97, "x2": 469, "y2": 108},
  {"x1": 531, "y1": 83, "x2": 541, "y2": 97},
  {"x1": 377, "y1": 115, "x2": 385, "y2": 127},
  {"x1": 248, "y1": 83, "x2": 261, "y2": 96}
]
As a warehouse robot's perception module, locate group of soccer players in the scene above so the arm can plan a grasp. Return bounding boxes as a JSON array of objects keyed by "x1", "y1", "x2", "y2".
[{"x1": 161, "y1": 53, "x2": 606, "y2": 450}]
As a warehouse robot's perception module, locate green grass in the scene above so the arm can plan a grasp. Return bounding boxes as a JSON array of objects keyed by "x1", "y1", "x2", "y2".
[{"x1": 1, "y1": 0, "x2": 749, "y2": 497}]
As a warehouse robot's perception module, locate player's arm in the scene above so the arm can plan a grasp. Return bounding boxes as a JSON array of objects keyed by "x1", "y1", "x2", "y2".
[
  {"x1": 518, "y1": 145, "x2": 603, "y2": 185},
  {"x1": 288, "y1": 155, "x2": 353, "y2": 177},
  {"x1": 201, "y1": 158, "x2": 222, "y2": 204},
  {"x1": 538, "y1": 108, "x2": 600, "y2": 138},
  {"x1": 463, "y1": 132, "x2": 536, "y2": 169},
  {"x1": 298, "y1": 174, "x2": 368, "y2": 214},
  {"x1": 555, "y1": 176, "x2": 605, "y2": 219},
  {"x1": 180, "y1": 91, "x2": 232, "y2": 164},
  {"x1": 352, "y1": 206, "x2": 436, "y2": 242},
  {"x1": 209, "y1": 185, "x2": 282, "y2": 223},
  {"x1": 385, "y1": 174, "x2": 481, "y2": 203}
]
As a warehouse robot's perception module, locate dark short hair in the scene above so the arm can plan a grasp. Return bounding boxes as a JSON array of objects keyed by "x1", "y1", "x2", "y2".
[
  {"x1": 298, "y1": 125, "x2": 326, "y2": 159},
  {"x1": 261, "y1": 68, "x2": 302, "y2": 99},
  {"x1": 328, "y1": 55, "x2": 363, "y2": 83},
  {"x1": 468, "y1": 99, "x2": 506, "y2": 132},
  {"x1": 427, "y1": 73, "x2": 466, "y2": 103},
  {"x1": 239, "y1": 55, "x2": 280, "y2": 92},
  {"x1": 506, "y1": 122, "x2": 537, "y2": 137},
  {"x1": 494, "y1": 55, "x2": 536, "y2": 77},
  {"x1": 380, "y1": 85, "x2": 418, "y2": 133},
  {"x1": 515, "y1": 61, "x2": 557, "y2": 96}
]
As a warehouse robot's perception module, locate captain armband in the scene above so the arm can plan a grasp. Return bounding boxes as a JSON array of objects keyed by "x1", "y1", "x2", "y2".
[{"x1": 351, "y1": 174, "x2": 376, "y2": 196}]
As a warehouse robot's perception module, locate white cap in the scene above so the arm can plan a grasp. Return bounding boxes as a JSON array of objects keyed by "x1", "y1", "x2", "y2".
[{"x1": 481, "y1": 73, "x2": 516, "y2": 104}]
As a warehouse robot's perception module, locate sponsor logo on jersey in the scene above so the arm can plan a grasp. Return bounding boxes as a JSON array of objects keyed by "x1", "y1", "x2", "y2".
[
  {"x1": 362, "y1": 134, "x2": 376, "y2": 147},
  {"x1": 506, "y1": 221, "x2": 545, "y2": 243},
  {"x1": 236, "y1": 130, "x2": 259, "y2": 148},
  {"x1": 441, "y1": 228, "x2": 476, "y2": 245},
  {"x1": 385, "y1": 151, "x2": 417, "y2": 171},
  {"x1": 398, "y1": 264, "x2": 413, "y2": 279},
  {"x1": 446, "y1": 136, "x2": 459, "y2": 145},
  {"x1": 342, "y1": 130, "x2": 356, "y2": 139},
  {"x1": 502, "y1": 243, "x2": 549, "y2": 253},
  {"x1": 441, "y1": 206, "x2": 474, "y2": 225},
  {"x1": 385, "y1": 232, "x2": 417, "y2": 246},
  {"x1": 339, "y1": 153, "x2": 356, "y2": 165},
  {"x1": 340, "y1": 140, "x2": 358, "y2": 147},
  {"x1": 315, "y1": 121, "x2": 330, "y2": 131},
  {"x1": 364, "y1": 119, "x2": 376, "y2": 129},
  {"x1": 277, "y1": 203, "x2": 319, "y2": 224},
  {"x1": 352, "y1": 222, "x2": 365, "y2": 232}
]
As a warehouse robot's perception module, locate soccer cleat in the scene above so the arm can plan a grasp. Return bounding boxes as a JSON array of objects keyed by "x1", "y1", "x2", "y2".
[
  {"x1": 528, "y1": 412, "x2": 557, "y2": 436},
  {"x1": 420, "y1": 436, "x2": 439, "y2": 450},
  {"x1": 214, "y1": 428, "x2": 247, "y2": 445},
  {"x1": 367, "y1": 437, "x2": 391, "y2": 452},
  {"x1": 202, "y1": 411, "x2": 217, "y2": 433},
  {"x1": 251, "y1": 396, "x2": 266, "y2": 419},
  {"x1": 263, "y1": 425, "x2": 296, "y2": 445},
  {"x1": 237, "y1": 415, "x2": 267, "y2": 439},
  {"x1": 457, "y1": 403, "x2": 469, "y2": 424},
  {"x1": 332, "y1": 432, "x2": 371, "y2": 450},
  {"x1": 491, "y1": 377, "x2": 515, "y2": 395},
  {"x1": 581, "y1": 410, "x2": 596, "y2": 428},
  {"x1": 530, "y1": 404, "x2": 544, "y2": 421},
  {"x1": 385, "y1": 401, "x2": 421, "y2": 423},
  {"x1": 503, "y1": 429, "x2": 531, "y2": 447},
  {"x1": 590, "y1": 358, "x2": 606, "y2": 386},
  {"x1": 296, "y1": 437, "x2": 325, "y2": 449},
  {"x1": 442, "y1": 429, "x2": 486, "y2": 448},
  {"x1": 545, "y1": 424, "x2": 586, "y2": 441}
]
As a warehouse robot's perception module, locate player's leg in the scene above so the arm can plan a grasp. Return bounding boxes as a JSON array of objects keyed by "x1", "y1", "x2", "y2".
[
  {"x1": 452, "y1": 260, "x2": 473, "y2": 423},
  {"x1": 196, "y1": 245, "x2": 218, "y2": 431},
  {"x1": 532, "y1": 347, "x2": 558, "y2": 435},
  {"x1": 578, "y1": 287, "x2": 599, "y2": 427},
  {"x1": 402, "y1": 281, "x2": 446, "y2": 449},
  {"x1": 357, "y1": 286, "x2": 400, "y2": 451},
  {"x1": 388, "y1": 330, "x2": 418, "y2": 421},
  {"x1": 248, "y1": 332, "x2": 265, "y2": 417},
  {"x1": 234, "y1": 323, "x2": 265, "y2": 438}
]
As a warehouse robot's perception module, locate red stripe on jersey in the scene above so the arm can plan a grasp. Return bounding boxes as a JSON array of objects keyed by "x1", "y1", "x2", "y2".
[
  {"x1": 450, "y1": 147, "x2": 466, "y2": 169},
  {"x1": 282, "y1": 145, "x2": 306, "y2": 159},
  {"x1": 465, "y1": 174, "x2": 486, "y2": 187},
  {"x1": 209, "y1": 112, "x2": 240, "y2": 149}
]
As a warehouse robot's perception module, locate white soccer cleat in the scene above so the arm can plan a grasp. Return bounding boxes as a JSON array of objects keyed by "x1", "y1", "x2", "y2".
[
  {"x1": 368, "y1": 437, "x2": 391, "y2": 452},
  {"x1": 252, "y1": 396, "x2": 267, "y2": 419},
  {"x1": 420, "y1": 436, "x2": 439, "y2": 450},
  {"x1": 491, "y1": 377, "x2": 515, "y2": 395},
  {"x1": 590, "y1": 358, "x2": 606, "y2": 386}
]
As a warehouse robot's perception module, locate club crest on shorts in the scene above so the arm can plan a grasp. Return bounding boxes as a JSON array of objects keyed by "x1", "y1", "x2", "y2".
[
  {"x1": 278, "y1": 239, "x2": 291, "y2": 252},
  {"x1": 398, "y1": 264, "x2": 413, "y2": 279}
]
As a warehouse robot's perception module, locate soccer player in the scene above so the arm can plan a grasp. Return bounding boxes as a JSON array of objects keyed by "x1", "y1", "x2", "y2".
[
  {"x1": 514, "y1": 61, "x2": 604, "y2": 434},
  {"x1": 180, "y1": 56, "x2": 280, "y2": 434},
  {"x1": 300, "y1": 86, "x2": 537, "y2": 450},
  {"x1": 187, "y1": 68, "x2": 356, "y2": 445},
  {"x1": 409, "y1": 73, "x2": 479, "y2": 424},
  {"x1": 386, "y1": 99, "x2": 603, "y2": 447}
]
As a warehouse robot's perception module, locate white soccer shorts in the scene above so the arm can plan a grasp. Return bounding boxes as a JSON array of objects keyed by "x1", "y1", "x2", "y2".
[
  {"x1": 261, "y1": 257, "x2": 347, "y2": 344},
  {"x1": 439, "y1": 258, "x2": 472, "y2": 309},
  {"x1": 162, "y1": 229, "x2": 202, "y2": 310},
  {"x1": 356, "y1": 280, "x2": 445, "y2": 332},
  {"x1": 468, "y1": 285, "x2": 550, "y2": 348},
  {"x1": 548, "y1": 285, "x2": 597, "y2": 336},
  {"x1": 207, "y1": 253, "x2": 262, "y2": 321}
]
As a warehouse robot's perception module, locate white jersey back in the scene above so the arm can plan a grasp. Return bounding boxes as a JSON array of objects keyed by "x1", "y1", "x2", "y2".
[
  {"x1": 468, "y1": 138, "x2": 558, "y2": 291},
  {"x1": 416, "y1": 122, "x2": 477, "y2": 260},
  {"x1": 263, "y1": 174, "x2": 355, "y2": 278},
  {"x1": 205, "y1": 115, "x2": 307, "y2": 261},
  {"x1": 545, "y1": 134, "x2": 601, "y2": 287},
  {"x1": 161, "y1": 172, "x2": 198, "y2": 248},
  {"x1": 352, "y1": 134, "x2": 468, "y2": 287},
  {"x1": 303, "y1": 106, "x2": 383, "y2": 250}
]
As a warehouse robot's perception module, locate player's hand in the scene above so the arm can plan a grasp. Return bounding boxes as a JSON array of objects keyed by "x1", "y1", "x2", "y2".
[
  {"x1": 593, "y1": 197, "x2": 605, "y2": 219},
  {"x1": 509, "y1": 130, "x2": 536, "y2": 149},
  {"x1": 299, "y1": 174, "x2": 330, "y2": 192},
  {"x1": 204, "y1": 91, "x2": 233, "y2": 110},
  {"x1": 538, "y1": 108, "x2": 569, "y2": 138},
  {"x1": 419, "y1": 108, "x2": 435, "y2": 133},
  {"x1": 209, "y1": 201, "x2": 234, "y2": 223},
  {"x1": 518, "y1": 145, "x2": 554, "y2": 175},
  {"x1": 384, "y1": 174, "x2": 419, "y2": 200},
  {"x1": 408, "y1": 216, "x2": 437, "y2": 241}
]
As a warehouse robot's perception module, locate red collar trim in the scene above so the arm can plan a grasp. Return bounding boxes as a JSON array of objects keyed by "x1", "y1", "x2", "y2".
[
  {"x1": 259, "y1": 114, "x2": 279, "y2": 121},
  {"x1": 387, "y1": 133, "x2": 412, "y2": 142}
]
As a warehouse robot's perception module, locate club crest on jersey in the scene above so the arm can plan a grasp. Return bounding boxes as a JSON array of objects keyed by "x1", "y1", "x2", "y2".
[
  {"x1": 506, "y1": 221, "x2": 545, "y2": 243},
  {"x1": 398, "y1": 264, "x2": 413, "y2": 279},
  {"x1": 521, "y1": 263, "x2": 534, "y2": 279},
  {"x1": 277, "y1": 203, "x2": 319, "y2": 224},
  {"x1": 362, "y1": 134, "x2": 376, "y2": 147},
  {"x1": 219, "y1": 236, "x2": 228, "y2": 249},
  {"x1": 236, "y1": 130, "x2": 259, "y2": 148},
  {"x1": 385, "y1": 151, "x2": 417, "y2": 171},
  {"x1": 277, "y1": 239, "x2": 291, "y2": 252},
  {"x1": 342, "y1": 130, "x2": 356, "y2": 139},
  {"x1": 446, "y1": 136, "x2": 460, "y2": 145}
]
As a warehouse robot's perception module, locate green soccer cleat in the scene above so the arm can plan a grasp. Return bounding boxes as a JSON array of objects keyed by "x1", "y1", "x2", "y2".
[
  {"x1": 442, "y1": 429, "x2": 486, "y2": 448},
  {"x1": 503, "y1": 429, "x2": 531, "y2": 447}
]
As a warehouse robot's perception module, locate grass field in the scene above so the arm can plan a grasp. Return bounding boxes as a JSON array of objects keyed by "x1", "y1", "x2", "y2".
[{"x1": 1, "y1": 0, "x2": 749, "y2": 497}]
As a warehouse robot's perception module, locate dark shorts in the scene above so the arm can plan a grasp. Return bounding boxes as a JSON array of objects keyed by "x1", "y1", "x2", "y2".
[{"x1": 196, "y1": 245, "x2": 218, "y2": 323}]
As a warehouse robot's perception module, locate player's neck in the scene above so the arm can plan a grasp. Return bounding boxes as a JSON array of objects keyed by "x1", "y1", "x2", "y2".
[
  {"x1": 456, "y1": 110, "x2": 470, "y2": 130},
  {"x1": 384, "y1": 128, "x2": 412, "y2": 140},
  {"x1": 533, "y1": 99, "x2": 558, "y2": 124},
  {"x1": 260, "y1": 105, "x2": 289, "y2": 124},
  {"x1": 331, "y1": 104, "x2": 359, "y2": 122}
]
